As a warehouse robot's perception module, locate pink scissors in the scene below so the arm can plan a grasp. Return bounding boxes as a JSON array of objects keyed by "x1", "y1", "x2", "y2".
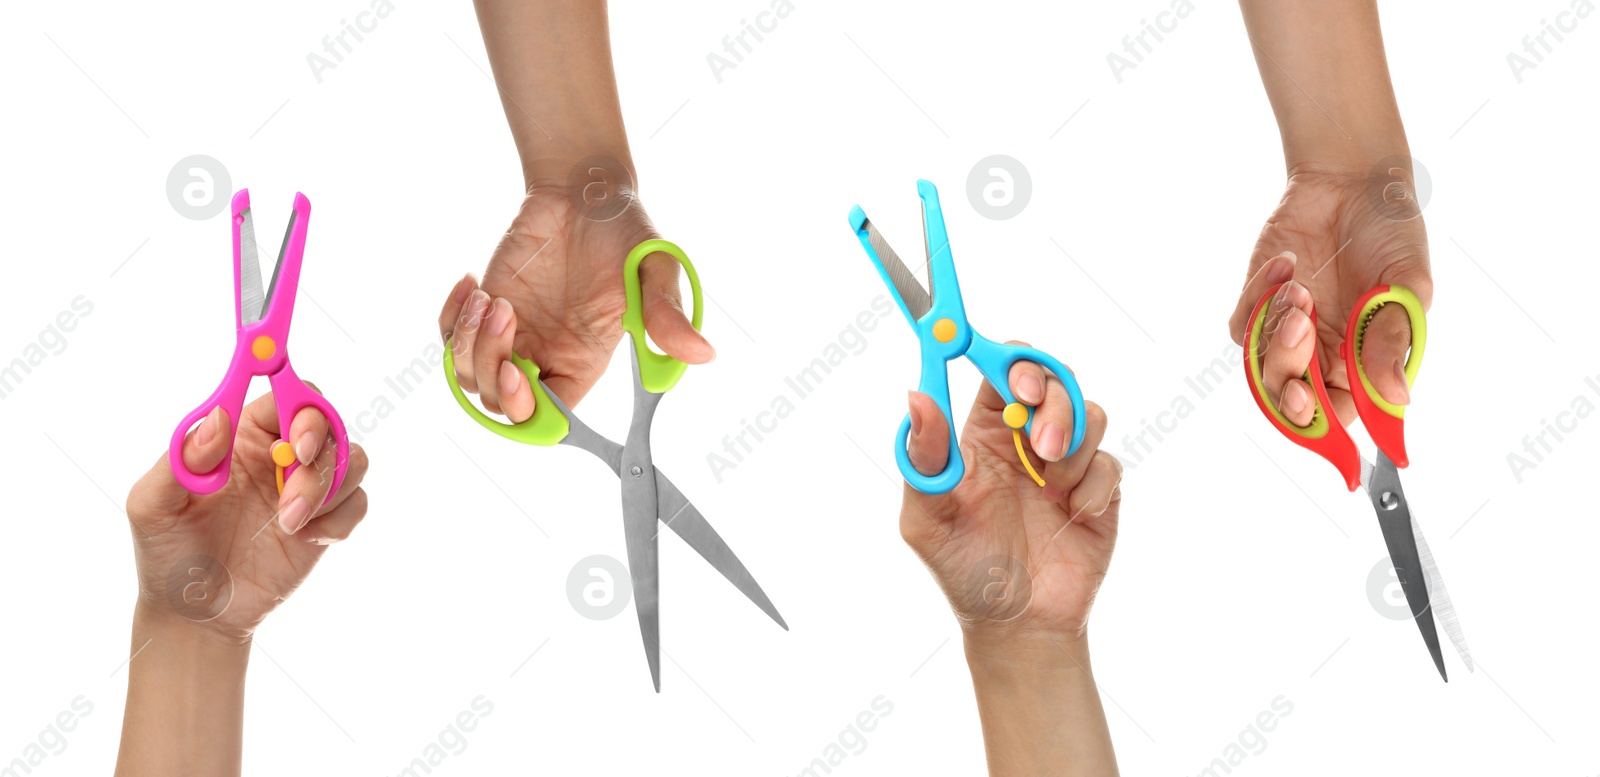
[{"x1": 169, "y1": 190, "x2": 350, "y2": 501}]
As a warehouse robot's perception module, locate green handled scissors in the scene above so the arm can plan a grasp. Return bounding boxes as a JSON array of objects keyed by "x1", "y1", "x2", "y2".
[{"x1": 443, "y1": 240, "x2": 787, "y2": 692}]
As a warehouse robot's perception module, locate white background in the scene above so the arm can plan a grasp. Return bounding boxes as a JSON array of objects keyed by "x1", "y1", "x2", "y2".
[{"x1": 2, "y1": 0, "x2": 1597, "y2": 774}]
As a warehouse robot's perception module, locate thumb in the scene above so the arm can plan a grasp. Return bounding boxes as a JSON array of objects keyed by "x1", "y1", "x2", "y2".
[
  {"x1": 1360, "y1": 303, "x2": 1416, "y2": 406},
  {"x1": 1363, "y1": 260, "x2": 1432, "y2": 406},
  {"x1": 639, "y1": 251, "x2": 715, "y2": 364},
  {"x1": 128, "y1": 406, "x2": 233, "y2": 524},
  {"x1": 906, "y1": 391, "x2": 951, "y2": 477}
]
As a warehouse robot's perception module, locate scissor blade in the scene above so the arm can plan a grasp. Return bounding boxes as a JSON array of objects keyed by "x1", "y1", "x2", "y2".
[
  {"x1": 1365, "y1": 452, "x2": 1448, "y2": 681},
  {"x1": 620, "y1": 461, "x2": 662, "y2": 692},
  {"x1": 920, "y1": 207, "x2": 933, "y2": 300},
  {"x1": 861, "y1": 217, "x2": 931, "y2": 320},
  {"x1": 653, "y1": 468, "x2": 788, "y2": 630},
  {"x1": 620, "y1": 343, "x2": 664, "y2": 691},
  {"x1": 238, "y1": 208, "x2": 265, "y2": 326},
  {"x1": 621, "y1": 465, "x2": 662, "y2": 692},
  {"x1": 260, "y1": 211, "x2": 297, "y2": 321}
]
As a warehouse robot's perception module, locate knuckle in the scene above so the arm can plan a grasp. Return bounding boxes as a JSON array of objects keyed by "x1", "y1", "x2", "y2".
[
  {"x1": 1092, "y1": 450, "x2": 1121, "y2": 480},
  {"x1": 1083, "y1": 401, "x2": 1108, "y2": 430}
]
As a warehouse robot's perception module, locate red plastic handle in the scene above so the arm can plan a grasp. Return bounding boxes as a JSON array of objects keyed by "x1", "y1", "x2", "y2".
[
  {"x1": 1340, "y1": 284, "x2": 1423, "y2": 469},
  {"x1": 1242, "y1": 282, "x2": 1362, "y2": 491}
]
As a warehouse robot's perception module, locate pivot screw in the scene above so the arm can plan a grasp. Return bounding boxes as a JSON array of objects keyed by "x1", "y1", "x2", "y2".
[
  {"x1": 630, "y1": 466, "x2": 643, "y2": 478},
  {"x1": 1379, "y1": 491, "x2": 1400, "y2": 511}
]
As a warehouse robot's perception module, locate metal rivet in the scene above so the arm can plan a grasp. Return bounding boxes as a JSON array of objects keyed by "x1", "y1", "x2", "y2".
[
  {"x1": 630, "y1": 466, "x2": 643, "y2": 478},
  {"x1": 1380, "y1": 492, "x2": 1400, "y2": 511}
]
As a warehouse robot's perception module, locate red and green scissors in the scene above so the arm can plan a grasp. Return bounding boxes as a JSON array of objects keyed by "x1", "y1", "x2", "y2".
[{"x1": 1244, "y1": 283, "x2": 1471, "y2": 681}]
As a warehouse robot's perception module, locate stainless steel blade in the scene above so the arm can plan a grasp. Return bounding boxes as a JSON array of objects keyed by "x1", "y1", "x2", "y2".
[
  {"x1": 542, "y1": 383, "x2": 624, "y2": 471},
  {"x1": 260, "y1": 211, "x2": 296, "y2": 320},
  {"x1": 653, "y1": 468, "x2": 788, "y2": 630},
  {"x1": 920, "y1": 206, "x2": 933, "y2": 300},
  {"x1": 238, "y1": 208, "x2": 265, "y2": 325},
  {"x1": 861, "y1": 217, "x2": 931, "y2": 320},
  {"x1": 1364, "y1": 452, "x2": 1448, "y2": 681},
  {"x1": 541, "y1": 379, "x2": 786, "y2": 634},
  {"x1": 620, "y1": 341, "x2": 664, "y2": 692}
]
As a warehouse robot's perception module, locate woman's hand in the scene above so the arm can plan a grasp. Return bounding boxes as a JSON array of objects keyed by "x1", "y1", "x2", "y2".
[
  {"x1": 1227, "y1": 166, "x2": 1432, "y2": 428},
  {"x1": 900, "y1": 351, "x2": 1121, "y2": 649},
  {"x1": 438, "y1": 181, "x2": 713, "y2": 423},
  {"x1": 118, "y1": 389, "x2": 370, "y2": 776},
  {"x1": 127, "y1": 390, "x2": 370, "y2": 645},
  {"x1": 898, "y1": 354, "x2": 1122, "y2": 776}
]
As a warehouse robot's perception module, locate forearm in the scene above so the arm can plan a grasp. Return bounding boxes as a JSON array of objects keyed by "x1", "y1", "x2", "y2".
[
  {"x1": 1238, "y1": 0, "x2": 1409, "y2": 172},
  {"x1": 114, "y1": 605, "x2": 249, "y2": 777},
  {"x1": 472, "y1": 0, "x2": 633, "y2": 183},
  {"x1": 965, "y1": 633, "x2": 1118, "y2": 777}
]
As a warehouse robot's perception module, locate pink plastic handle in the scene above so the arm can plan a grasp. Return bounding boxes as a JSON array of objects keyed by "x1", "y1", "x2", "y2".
[
  {"x1": 269, "y1": 362, "x2": 351, "y2": 502},
  {"x1": 168, "y1": 364, "x2": 251, "y2": 494}
]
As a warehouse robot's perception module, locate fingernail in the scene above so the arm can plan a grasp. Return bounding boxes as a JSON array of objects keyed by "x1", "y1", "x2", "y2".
[
  {"x1": 1038, "y1": 423, "x2": 1066, "y2": 461},
  {"x1": 1390, "y1": 360, "x2": 1411, "y2": 404},
  {"x1": 1283, "y1": 381, "x2": 1309, "y2": 416},
  {"x1": 453, "y1": 275, "x2": 475, "y2": 305},
  {"x1": 908, "y1": 392, "x2": 923, "y2": 435},
  {"x1": 195, "y1": 407, "x2": 220, "y2": 446},
  {"x1": 1018, "y1": 373, "x2": 1045, "y2": 405},
  {"x1": 486, "y1": 299, "x2": 514, "y2": 336},
  {"x1": 1266, "y1": 255, "x2": 1295, "y2": 284},
  {"x1": 294, "y1": 431, "x2": 320, "y2": 467},
  {"x1": 1274, "y1": 279, "x2": 1301, "y2": 312},
  {"x1": 498, "y1": 360, "x2": 520, "y2": 397},
  {"x1": 1281, "y1": 310, "x2": 1310, "y2": 348},
  {"x1": 279, "y1": 496, "x2": 312, "y2": 534},
  {"x1": 459, "y1": 291, "x2": 488, "y2": 332}
]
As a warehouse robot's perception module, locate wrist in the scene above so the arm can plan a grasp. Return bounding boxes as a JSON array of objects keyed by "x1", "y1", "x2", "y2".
[
  {"x1": 1281, "y1": 124, "x2": 1410, "y2": 179},
  {"x1": 521, "y1": 145, "x2": 637, "y2": 194},
  {"x1": 964, "y1": 627, "x2": 1091, "y2": 676},
  {"x1": 133, "y1": 601, "x2": 254, "y2": 662}
]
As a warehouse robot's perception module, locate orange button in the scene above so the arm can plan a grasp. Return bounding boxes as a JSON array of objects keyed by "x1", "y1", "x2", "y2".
[
  {"x1": 932, "y1": 318, "x2": 957, "y2": 343},
  {"x1": 252, "y1": 335, "x2": 276, "y2": 361},
  {"x1": 1002, "y1": 402, "x2": 1029, "y2": 430}
]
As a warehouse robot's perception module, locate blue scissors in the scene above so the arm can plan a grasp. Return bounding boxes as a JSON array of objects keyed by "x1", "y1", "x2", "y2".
[{"x1": 849, "y1": 180, "x2": 1086, "y2": 494}]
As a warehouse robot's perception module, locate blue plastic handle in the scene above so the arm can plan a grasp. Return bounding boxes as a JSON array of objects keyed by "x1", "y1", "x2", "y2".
[{"x1": 896, "y1": 332, "x2": 1087, "y2": 495}]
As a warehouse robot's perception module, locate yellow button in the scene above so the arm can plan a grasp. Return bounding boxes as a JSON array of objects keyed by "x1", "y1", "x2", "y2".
[
  {"x1": 252, "y1": 335, "x2": 276, "y2": 360},
  {"x1": 1002, "y1": 402, "x2": 1030, "y2": 430},
  {"x1": 932, "y1": 318, "x2": 957, "y2": 342},
  {"x1": 271, "y1": 440, "x2": 297, "y2": 468}
]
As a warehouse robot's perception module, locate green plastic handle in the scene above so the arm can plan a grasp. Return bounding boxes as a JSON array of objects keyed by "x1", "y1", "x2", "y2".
[
  {"x1": 442, "y1": 339, "x2": 569, "y2": 446},
  {"x1": 622, "y1": 239, "x2": 704, "y2": 394}
]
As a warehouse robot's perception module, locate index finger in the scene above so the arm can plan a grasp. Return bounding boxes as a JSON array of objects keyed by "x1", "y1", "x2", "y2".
[
  {"x1": 1228, "y1": 251, "x2": 1297, "y2": 344},
  {"x1": 438, "y1": 274, "x2": 479, "y2": 343}
]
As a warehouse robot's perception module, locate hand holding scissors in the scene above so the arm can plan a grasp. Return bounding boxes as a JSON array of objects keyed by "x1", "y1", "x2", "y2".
[
  {"x1": 850, "y1": 180, "x2": 1086, "y2": 495},
  {"x1": 1244, "y1": 282, "x2": 1470, "y2": 680},
  {"x1": 169, "y1": 191, "x2": 350, "y2": 502},
  {"x1": 444, "y1": 240, "x2": 785, "y2": 692}
]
